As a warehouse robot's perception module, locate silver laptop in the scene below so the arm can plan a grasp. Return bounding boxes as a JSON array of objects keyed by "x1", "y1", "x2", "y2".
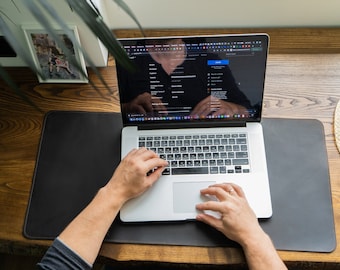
[{"x1": 116, "y1": 34, "x2": 272, "y2": 222}]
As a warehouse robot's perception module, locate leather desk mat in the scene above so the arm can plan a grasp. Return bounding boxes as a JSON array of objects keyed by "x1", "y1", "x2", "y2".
[{"x1": 24, "y1": 111, "x2": 336, "y2": 252}]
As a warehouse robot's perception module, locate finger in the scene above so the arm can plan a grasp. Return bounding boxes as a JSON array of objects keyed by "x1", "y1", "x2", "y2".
[
  {"x1": 196, "y1": 200, "x2": 225, "y2": 213},
  {"x1": 135, "y1": 147, "x2": 157, "y2": 158},
  {"x1": 148, "y1": 166, "x2": 166, "y2": 182},
  {"x1": 145, "y1": 157, "x2": 168, "y2": 171},
  {"x1": 196, "y1": 213, "x2": 222, "y2": 229},
  {"x1": 200, "y1": 186, "x2": 231, "y2": 201},
  {"x1": 125, "y1": 147, "x2": 139, "y2": 156},
  {"x1": 211, "y1": 182, "x2": 244, "y2": 196},
  {"x1": 208, "y1": 183, "x2": 238, "y2": 194},
  {"x1": 213, "y1": 182, "x2": 246, "y2": 198},
  {"x1": 229, "y1": 183, "x2": 246, "y2": 198},
  {"x1": 200, "y1": 183, "x2": 237, "y2": 200}
]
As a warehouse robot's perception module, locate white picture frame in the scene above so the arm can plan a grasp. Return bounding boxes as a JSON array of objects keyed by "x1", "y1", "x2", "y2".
[{"x1": 22, "y1": 25, "x2": 88, "y2": 83}]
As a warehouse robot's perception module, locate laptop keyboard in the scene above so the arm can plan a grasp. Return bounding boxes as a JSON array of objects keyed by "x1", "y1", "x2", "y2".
[{"x1": 139, "y1": 133, "x2": 250, "y2": 175}]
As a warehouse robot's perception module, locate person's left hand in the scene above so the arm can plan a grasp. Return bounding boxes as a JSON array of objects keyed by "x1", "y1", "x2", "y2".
[
  {"x1": 106, "y1": 147, "x2": 168, "y2": 204},
  {"x1": 191, "y1": 96, "x2": 249, "y2": 117}
]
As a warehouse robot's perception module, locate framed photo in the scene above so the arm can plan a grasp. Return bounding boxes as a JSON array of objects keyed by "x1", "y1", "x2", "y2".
[{"x1": 22, "y1": 25, "x2": 88, "y2": 83}]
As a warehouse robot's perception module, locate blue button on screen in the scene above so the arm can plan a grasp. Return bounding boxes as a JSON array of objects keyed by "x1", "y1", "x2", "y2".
[{"x1": 207, "y1": 59, "x2": 229, "y2": 66}]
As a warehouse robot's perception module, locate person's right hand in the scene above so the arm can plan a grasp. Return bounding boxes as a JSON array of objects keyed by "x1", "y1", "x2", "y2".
[{"x1": 196, "y1": 183, "x2": 264, "y2": 247}]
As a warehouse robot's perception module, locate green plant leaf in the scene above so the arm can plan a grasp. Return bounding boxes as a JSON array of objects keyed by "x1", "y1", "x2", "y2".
[{"x1": 66, "y1": 0, "x2": 135, "y2": 71}]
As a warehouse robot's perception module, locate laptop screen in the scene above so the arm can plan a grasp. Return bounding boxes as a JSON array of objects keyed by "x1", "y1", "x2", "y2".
[{"x1": 115, "y1": 34, "x2": 268, "y2": 126}]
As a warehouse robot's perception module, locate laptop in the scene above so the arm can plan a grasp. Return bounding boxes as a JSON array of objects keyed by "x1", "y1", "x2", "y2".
[{"x1": 115, "y1": 34, "x2": 272, "y2": 222}]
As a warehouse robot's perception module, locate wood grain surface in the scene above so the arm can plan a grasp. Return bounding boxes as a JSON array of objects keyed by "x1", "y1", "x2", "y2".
[{"x1": 1, "y1": 28, "x2": 340, "y2": 267}]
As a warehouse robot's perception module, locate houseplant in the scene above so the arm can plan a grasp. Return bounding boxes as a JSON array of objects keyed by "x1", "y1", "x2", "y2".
[{"x1": 0, "y1": 0, "x2": 141, "y2": 110}]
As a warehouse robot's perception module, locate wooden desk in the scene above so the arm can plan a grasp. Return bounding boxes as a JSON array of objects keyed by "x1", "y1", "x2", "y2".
[{"x1": 1, "y1": 28, "x2": 340, "y2": 268}]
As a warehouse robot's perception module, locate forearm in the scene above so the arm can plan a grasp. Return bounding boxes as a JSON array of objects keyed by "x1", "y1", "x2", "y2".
[
  {"x1": 59, "y1": 186, "x2": 124, "y2": 265},
  {"x1": 242, "y1": 232, "x2": 287, "y2": 270}
]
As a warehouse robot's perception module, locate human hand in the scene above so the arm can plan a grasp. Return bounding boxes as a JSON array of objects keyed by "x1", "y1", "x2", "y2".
[
  {"x1": 106, "y1": 148, "x2": 168, "y2": 204},
  {"x1": 191, "y1": 96, "x2": 249, "y2": 118},
  {"x1": 196, "y1": 183, "x2": 263, "y2": 247},
  {"x1": 122, "y1": 92, "x2": 168, "y2": 115}
]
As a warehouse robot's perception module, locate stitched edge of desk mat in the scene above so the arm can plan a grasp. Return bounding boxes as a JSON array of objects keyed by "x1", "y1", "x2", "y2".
[
  {"x1": 335, "y1": 100, "x2": 340, "y2": 153},
  {"x1": 23, "y1": 111, "x2": 336, "y2": 252}
]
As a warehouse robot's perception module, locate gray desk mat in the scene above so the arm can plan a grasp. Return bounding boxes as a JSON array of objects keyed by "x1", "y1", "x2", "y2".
[{"x1": 24, "y1": 111, "x2": 336, "y2": 252}]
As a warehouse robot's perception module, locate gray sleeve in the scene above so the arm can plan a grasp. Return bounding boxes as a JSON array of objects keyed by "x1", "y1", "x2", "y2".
[{"x1": 36, "y1": 237, "x2": 92, "y2": 270}]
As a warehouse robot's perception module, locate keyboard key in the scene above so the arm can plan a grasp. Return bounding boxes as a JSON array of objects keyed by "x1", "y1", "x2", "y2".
[
  {"x1": 172, "y1": 167, "x2": 209, "y2": 175},
  {"x1": 198, "y1": 153, "x2": 204, "y2": 159},
  {"x1": 217, "y1": 159, "x2": 224, "y2": 165},
  {"x1": 199, "y1": 139, "x2": 205, "y2": 145},
  {"x1": 210, "y1": 167, "x2": 219, "y2": 174},
  {"x1": 225, "y1": 145, "x2": 232, "y2": 151},
  {"x1": 232, "y1": 159, "x2": 249, "y2": 165},
  {"x1": 241, "y1": 145, "x2": 248, "y2": 151},
  {"x1": 213, "y1": 152, "x2": 219, "y2": 159},
  {"x1": 202, "y1": 160, "x2": 209, "y2": 166},
  {"x1": 171, "y1": 161, "x2": 178, "y2": 167},
  {"x1": 162, "y1": 168, "x2": 171, "y2": 175},
  {"x1": 236, "y1": 152, "x2": 248, "y2": 158},
  {"x1": 139, "y1": 141, "x2": 145, "y2": 147},
  {"x1": 237, "y1": 138, "x2": 247, "y2": 144},
  {"x1": 219, "y1": 166, "x2": 226, "y2": 173},
  {"x1": 190, "y1": 153, "x2": 197, "y2": 159},
  {"x1": 218, "y1": 146, "x2": 225, "y2": 151},
  {"x1": 228, "y1": 152, "x2": 235, "y2": 158},
  {"x1": 194, "y1": 160, "x2": 201, "y2": 166},
  {"x1": 209, "y1": 160, "x2": 216, "y2": 166},
  {"x1": 233, "y1": 145, "x2": 240, "y2": 151},
  {"x1": 182, "y1": 153, "x2": 189, "y2": 159}
]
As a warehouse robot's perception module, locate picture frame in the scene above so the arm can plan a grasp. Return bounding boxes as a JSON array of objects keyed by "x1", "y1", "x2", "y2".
[{"x1": 22, "y1": 25, "x2": 88, "y2": 83}]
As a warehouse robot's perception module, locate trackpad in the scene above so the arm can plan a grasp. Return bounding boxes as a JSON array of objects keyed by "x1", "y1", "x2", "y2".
[{"x1": 173, "y1": 181, "x2": 215, "y2": 213}]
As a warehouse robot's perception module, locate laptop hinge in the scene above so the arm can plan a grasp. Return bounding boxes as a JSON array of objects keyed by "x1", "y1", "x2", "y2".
[{"x1": 137, "y1": 121, "x2": 247, "y2": 130}]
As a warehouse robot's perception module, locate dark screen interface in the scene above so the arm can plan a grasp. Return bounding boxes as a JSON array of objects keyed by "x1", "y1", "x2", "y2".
[{"x1": 116, "y1": 35, "x2": 268, "y2": 124}]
